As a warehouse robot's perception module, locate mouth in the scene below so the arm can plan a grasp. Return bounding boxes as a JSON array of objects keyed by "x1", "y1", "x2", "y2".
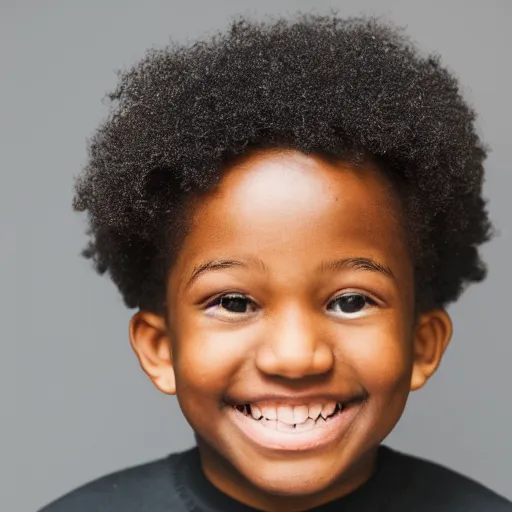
[
  {"x1": 228, "y1": 398, "x2": 363, "y2": 451},
  {"x1": 234, "y1": 401, "x2": 344, "y2": 429}
]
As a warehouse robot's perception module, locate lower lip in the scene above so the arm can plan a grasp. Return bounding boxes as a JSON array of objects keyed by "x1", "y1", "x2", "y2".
[{"x1": 228, "y1": 403, "x2": 361, "y2": 452}]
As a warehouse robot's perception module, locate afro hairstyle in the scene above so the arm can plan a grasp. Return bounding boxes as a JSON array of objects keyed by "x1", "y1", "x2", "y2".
[{"x1": 73, "y1": 13, "x2": 493, "y2": 313}]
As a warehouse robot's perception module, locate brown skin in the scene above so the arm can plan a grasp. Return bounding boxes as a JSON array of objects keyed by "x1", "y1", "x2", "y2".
[{"x1": 129, "y1": 149, "x2": 452, "y2": 511}]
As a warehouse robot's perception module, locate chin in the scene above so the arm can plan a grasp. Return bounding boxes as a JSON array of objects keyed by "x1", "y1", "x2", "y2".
[{"x1": 238, "y1": 456, "x2": 341, "y2": 496}]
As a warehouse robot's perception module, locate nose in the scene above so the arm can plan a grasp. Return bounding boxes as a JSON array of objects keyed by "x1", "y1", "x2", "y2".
[{"x1": 255, "y1": 305, "x2": 334, "y2": 379}]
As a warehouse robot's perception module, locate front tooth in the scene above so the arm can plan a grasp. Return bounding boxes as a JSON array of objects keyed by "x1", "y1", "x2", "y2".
[
  {"x1": 308, "y1": 403, "x2": 322, "y2": 420},
  {"x1": 294, "y1": 418, "x2": 316, "y2": 432},
  {"x1": 320, "y1": 402, "x2": 336, "y2": 419},
  {"x1": 293, "y1": 405, "x2": 309, "y2": 424},
  {"x1": 251, "y1": 404, "x2": 263, "y2": 420},
  {"x1": 277, "y1": 405, "x2": 295, "y2": 425},
  {"x1": 260, "y1": 404, "x2": 277, "y2": 420}
]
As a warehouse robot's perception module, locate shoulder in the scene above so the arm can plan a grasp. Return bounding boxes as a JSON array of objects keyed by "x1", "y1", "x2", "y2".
[
  {"x1": 384, "y1": 447, "x2": 512, "y2": 511},
  {"x1": 38, "y1": 451, "x2": 189, "y2": 512}
]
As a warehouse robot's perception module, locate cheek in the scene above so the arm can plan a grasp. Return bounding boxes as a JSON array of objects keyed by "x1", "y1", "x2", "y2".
[
  {"x1": 171, "y1": 315, "x2": 252, "y2": 396},
  {"x1": 340, "y1": 317, "x2": 414, "y2": 394}
]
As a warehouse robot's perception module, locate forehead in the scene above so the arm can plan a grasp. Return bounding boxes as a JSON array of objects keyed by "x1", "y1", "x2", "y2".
[
  {"x1": 187, "y1": 150, "x2": 403, "y2": 244},
  {"x1": 171, "y1": 149, "x2": 412, "y2": 291}
]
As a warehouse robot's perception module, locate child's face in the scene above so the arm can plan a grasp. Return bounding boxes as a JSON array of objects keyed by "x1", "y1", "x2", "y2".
[{"x1": 130, "y1": 149, "x2": 451, "y2": 508}]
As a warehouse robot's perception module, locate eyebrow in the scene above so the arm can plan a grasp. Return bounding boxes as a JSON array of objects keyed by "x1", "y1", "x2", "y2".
[
  {"x1": 185, "y1": 256, "x2": 394, "y2": 288},
  {"x1": 317, "y1": 257, "x2": 394, "y2": 280}
]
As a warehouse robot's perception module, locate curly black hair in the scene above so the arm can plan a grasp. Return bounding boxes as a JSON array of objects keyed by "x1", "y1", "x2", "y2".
[{"x1": 74, "y1": 13, "x2": 493, "y2": 314}]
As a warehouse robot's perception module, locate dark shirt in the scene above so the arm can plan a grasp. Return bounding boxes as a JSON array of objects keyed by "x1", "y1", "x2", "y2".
[{"x1": 39, "y1": 445, "x2": 512, "y2": 511}]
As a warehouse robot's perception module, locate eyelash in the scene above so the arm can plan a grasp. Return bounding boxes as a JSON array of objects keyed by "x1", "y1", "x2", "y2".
[{"x1": 203, "y1": 292, "x2": 378, "y2": 321}]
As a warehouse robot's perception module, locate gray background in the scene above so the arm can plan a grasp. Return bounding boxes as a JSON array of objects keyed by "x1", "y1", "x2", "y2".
[{"x1": 2, "y1": 1, "x2": 511, "y2": 511}]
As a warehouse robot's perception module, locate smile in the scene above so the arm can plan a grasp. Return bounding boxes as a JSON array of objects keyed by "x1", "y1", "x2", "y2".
[
  {"x1": 234, "y1": 401, "x2": 342, "y2": 431},
  {"x1": 229, "y1": 398, "x2": 363, "y2": 451}
]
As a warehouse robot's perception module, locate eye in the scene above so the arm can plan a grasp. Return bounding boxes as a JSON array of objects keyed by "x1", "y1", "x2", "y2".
[
  {"x1": 327, "y1": 292, "x2": 377, "y2": 318},
  {"x1": 204, "y1": 293, "x2": 258, "y2": 321}
]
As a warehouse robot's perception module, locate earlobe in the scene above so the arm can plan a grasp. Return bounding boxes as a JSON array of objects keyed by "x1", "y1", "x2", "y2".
[
  {"x1": 410, "y1": 309, "x2": 453, "y2": 391},
  {"x1": 129, "y1": 311, "x2": 176, "y2": 395}
]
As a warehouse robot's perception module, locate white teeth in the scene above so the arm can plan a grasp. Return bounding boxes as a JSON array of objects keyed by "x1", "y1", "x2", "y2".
[
  {"x1": 308, "y1": 403, "x2": 323, "y2": 420},
  {"x1": 294, "y1": 418, "x2": 316, "y2": 432},
  {"x1": 293, "y1": 405, "x2": 309, "y2": 424},
  {"x1": 320, "y1": 402, "x2": 337, "y2": 419},
  {"x1": 260, "y1": 404, "x2": 277, "y2": 420},
  {"x1": 238, "y1": 400, "x2": 343, "y2": 423},
  {"x1": 277, "y1": 405, "x2": 295, "y2": 425},
  {"x1": 250, "y1": 404, "x2": 263, "y2": 420}
]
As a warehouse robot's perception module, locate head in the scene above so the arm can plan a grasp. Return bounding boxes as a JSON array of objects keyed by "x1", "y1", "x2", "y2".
[{"x1": 74, "y1": 14, "x2": 492, "y2": 510}]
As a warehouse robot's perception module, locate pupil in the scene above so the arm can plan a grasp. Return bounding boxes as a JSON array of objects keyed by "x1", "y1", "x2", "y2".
[
  {"x1": 340, "y1": 294, "x2": 365, "y2": 313},
  {"x1": 221, "y1": 296, "x2": 247, "y2": 313}
]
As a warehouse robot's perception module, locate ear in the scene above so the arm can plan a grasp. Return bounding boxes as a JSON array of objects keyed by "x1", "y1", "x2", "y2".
[
  {"x1": 129, "y1": 311, "x2": 176, "y2": 395},
  {"x1": 410, "y1": 309, "x2": 453, "y2": 391}
]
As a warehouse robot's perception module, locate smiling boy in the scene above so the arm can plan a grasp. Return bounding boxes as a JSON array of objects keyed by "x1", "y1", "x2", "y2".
[{"x1": 40, "y1": 14, "x2": 511, "y2": 512}]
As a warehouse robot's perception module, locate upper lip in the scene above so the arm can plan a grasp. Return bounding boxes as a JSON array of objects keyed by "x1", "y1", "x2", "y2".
[{"x1": 226, "y1": 391, "x2": 367, "y2": 406}]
